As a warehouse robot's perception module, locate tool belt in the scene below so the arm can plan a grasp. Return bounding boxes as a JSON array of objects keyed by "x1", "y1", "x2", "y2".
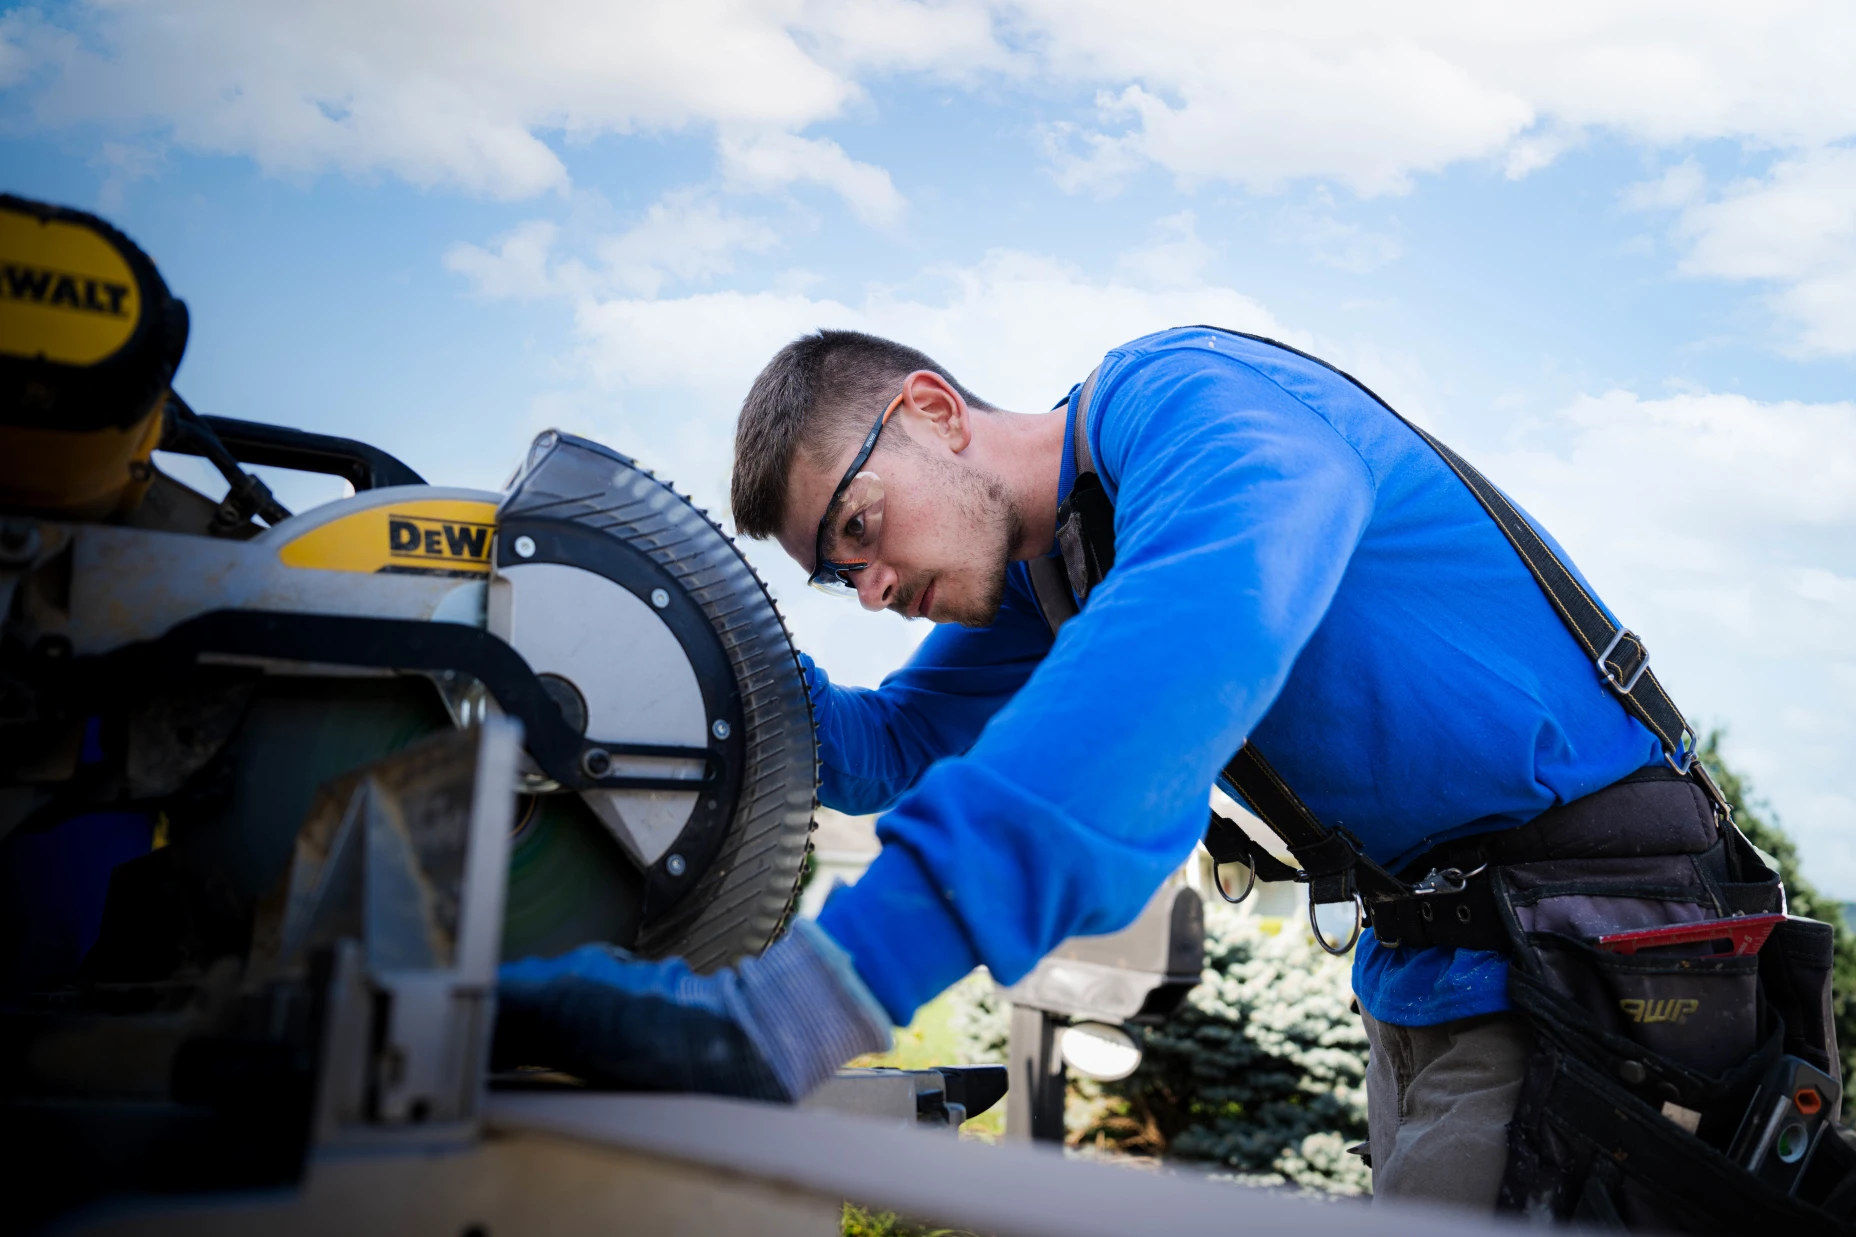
[{"x1": 1031, "y1": 327, "x2": 1856, "y2": 1230}]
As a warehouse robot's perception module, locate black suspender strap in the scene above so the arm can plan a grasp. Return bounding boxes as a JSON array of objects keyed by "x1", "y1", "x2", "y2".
[
  {"x1": 1027, "y1": 365, "x2": 1101, "y2": 635},
  {"x1": 1027, "y1": 329, "x2": 1731, "y2": 950},
  {"x1": 1406, "y1": 420, "x2": 1730, "y2": 813},
  {"x1": 1189, "y1": 330, "x2": 1701, "y2": 773},
  {"x1": 1404, "y1": 427, "x2": 1688, "y2": 762},
  {"x1": 1072, "y1": 365, "x2": 1101, "y2": 475},
  {"x1": 1026, "y1": 552, "x2": 1077, "y2": 630},
  {"x1": 1029, "y1": 358, "x2": 1410, "y2": 948},
  {"x1": 1218, "y1": 745, "x2": 1407, "y2": 905},
  {"x1": 1190, "y1": 327, "x2": 1732, "y2": 820}
]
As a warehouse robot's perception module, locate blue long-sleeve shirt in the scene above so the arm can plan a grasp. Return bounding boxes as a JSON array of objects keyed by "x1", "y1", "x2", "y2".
[{"x1": 815, "y1": 328, "x2": 1661, "y2": 1028}]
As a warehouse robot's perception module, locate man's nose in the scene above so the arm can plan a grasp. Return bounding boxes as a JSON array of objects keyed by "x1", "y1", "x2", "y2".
[{"x1": 855, "y1": 561, "x2": 897, "y2": 612}]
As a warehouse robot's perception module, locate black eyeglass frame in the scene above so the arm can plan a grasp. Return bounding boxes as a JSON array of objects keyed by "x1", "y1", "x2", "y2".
[{"x1": 809, "y1": 392, "x2": 904, "y2": 594}]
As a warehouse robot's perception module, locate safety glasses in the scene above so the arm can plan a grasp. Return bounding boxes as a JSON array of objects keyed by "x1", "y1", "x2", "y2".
[{"x1": 808, "y1": 392, "x2": 903, "y2": 596}]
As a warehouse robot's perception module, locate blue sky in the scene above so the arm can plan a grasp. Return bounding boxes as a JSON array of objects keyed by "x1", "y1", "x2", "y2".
[{"x1": 5, "y1": 1, "x2": 1854, "y2": 891}]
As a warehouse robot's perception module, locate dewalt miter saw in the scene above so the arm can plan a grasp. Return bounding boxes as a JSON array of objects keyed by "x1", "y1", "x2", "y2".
[
  {"x1": 0, "y1": 192, "x2": 814, "y2": 980},
  {"x1": 0, "y1": 195, "x2": 819, "y2": 1219}
]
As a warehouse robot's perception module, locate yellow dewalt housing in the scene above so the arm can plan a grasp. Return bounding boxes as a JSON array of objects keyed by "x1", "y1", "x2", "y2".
[{"x1": 278, "y1": 499, "x2": 499, "y2": 576}]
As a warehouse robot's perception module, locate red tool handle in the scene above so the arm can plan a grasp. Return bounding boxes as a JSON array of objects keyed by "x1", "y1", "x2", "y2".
[{"x1": 1595, "y1": 913, "x2": 1786, "y2": 956}]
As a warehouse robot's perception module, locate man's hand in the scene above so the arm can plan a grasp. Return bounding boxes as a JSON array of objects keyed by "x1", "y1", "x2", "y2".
[{"x1": 492, "y1": 920, "x2": 892, "y2": 1101}]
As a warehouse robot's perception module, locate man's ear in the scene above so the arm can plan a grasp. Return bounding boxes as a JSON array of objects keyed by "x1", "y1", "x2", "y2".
[{"x1": 898, "y1": 370, "x2": 972, "y2": 452}]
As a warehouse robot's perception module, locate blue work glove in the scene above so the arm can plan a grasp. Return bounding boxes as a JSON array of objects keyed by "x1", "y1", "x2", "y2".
[
  {"x1": 796, "y1": 650, "x2": 832, "y2": 716},
  {"x1": 492, "y1": 920, "x2": 892, "y2": 1101}
]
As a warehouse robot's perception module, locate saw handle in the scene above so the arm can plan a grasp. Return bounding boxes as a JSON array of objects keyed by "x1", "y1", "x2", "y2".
[{"x1": 161, "y1": 394, "x2": 426, "y2": 496}]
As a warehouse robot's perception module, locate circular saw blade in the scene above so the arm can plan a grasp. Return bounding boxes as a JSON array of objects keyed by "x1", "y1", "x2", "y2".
[
  {"x1": 502, "y1": 793, "x2": 643, "y2": 961},
  {"x1": 497, "y1": 431, "x2": 817, "y2": 972},
  {"x1": 181, "y1": 678, "x2": 645, "y2": 963}
]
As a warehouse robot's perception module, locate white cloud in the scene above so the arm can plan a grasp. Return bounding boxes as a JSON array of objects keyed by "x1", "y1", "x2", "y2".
[
  {"x1": 1011, "y1": 2, "x2": 1856, "y2": 193},
  {"x1": 92, "y1": 139, "x2": 164, "y2": 212},
  {"x1": 17, "y1": 0, "x2": 1856, "y2": 340},
  {"x1": 1116, "y1": 211, "x2": 1216, "y2": 288},
  {"x1": 1639, "y1": 148, "x2": 1856, "y2": 355},
  {"x1": 1040, "y1": 110, "x2": 1149, "y2": 197},
  {"x1": 1274, "y1": 191, "x2": 1402, "y2": 274},
  {"x1": 567, "y1": 245, "x2": 1293, "y2": 409},
  {"x1": 716, "y1": 131, "x2": 906, "y2": 229},
  {"x1": 1483, "y1": 388, "x2": 1856, "y2": 887},
  {"x1": 446, "y1": 220, "x2": 571, "y2": 302},
  {"x1": 0, "y1": 10, "x2": 36, "y2": 89},
  {"x1": 596, "y1": 192, "x2": 781, "y2": 297},
  {"x1": 454, "y1": 206, "x2": 1295, "y2": 410},
  {"x1": 446, "y1": 191, "x2": 779, "y2": 302},
  {"x1": 1503, "y1": 128, "x2": 1584, "y2": 181},
  {"x1": 0, "y1": 0, "x2": 878, "y2": 198},
  {"x1": 1010, "y1": 5, "x2": 1856, "y2": 351},
  {"x1": 0, "y1": 0, "x2": 941, "y2": 218},
  {"x1": 1051, "y1": 44, "x2": 1532, "y2": 197},
  {"x1": 1507, "y1": 390, "x2": 1856, "y2": 535},
  {"x1": 799, "y1": 0, "x2": 1010, "y2": 79},
  {"x1": 17, "y1": 2, "x2": 1856, "y2": 211},
  {"x1": 1623, "y1": 158, "x2": 1707, "y2": 213}
]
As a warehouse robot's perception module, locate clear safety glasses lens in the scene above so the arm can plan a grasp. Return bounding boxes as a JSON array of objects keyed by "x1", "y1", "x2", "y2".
[
  {"x1": 808, "y1": 570, "x2": 858, "y2": 597},
  {"x1": 809, "y1": 472, "x2": 886, "y2": 598}
]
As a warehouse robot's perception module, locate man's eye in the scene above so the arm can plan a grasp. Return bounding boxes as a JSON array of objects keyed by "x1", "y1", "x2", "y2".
[{"x1": 844, "y1": 512, "x2": 865, "y2": 541}]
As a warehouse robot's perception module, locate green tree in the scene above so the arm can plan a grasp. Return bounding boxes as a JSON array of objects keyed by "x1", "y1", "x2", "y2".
[{"x1": 1700, "y1": 731, "x2": 1856, "y2": 1081}]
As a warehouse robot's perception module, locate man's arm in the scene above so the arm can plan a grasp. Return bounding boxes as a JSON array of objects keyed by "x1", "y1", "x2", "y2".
[
  {"x1": 804, "y1": 581, "x2": 1052, "y2": 815},
  {"x1": 820, "y1": 346, "x2": 1379, "y2": 1024}
]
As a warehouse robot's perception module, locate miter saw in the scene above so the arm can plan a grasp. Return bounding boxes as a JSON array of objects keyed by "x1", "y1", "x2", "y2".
[{"x1": 0, "y1": 194, "x2": 822, "y2": 1220}]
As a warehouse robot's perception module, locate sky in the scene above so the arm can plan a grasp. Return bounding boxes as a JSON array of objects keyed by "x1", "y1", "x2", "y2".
[{"x1": 4, "y1": 1, "x2": 1854, "y2": 891}]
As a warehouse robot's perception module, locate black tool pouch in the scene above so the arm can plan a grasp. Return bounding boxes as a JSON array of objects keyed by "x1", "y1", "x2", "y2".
[
  {"x1": 1764, "y1": 914, "x2": 1842, "y2": 1082},
  {"x1": 1493, "y1": 817, "x2": 1855, "y2": 1232}
]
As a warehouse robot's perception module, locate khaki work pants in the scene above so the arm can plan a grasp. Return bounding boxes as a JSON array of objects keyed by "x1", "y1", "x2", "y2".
[{"x1": 1361, "y1": 1008, "x2": 1534, "y2": 1210}]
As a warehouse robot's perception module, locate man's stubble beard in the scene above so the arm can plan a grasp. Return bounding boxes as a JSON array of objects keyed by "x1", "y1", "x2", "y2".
[
  {"x1": 885, "y1": 456, "x2": 1023, "y2": 628},
  {"x1": 943, "y1": 459, "x2": 1021, "y2": 629}
]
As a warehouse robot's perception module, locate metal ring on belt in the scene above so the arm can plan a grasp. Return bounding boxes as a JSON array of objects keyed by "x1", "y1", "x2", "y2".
[
  {"x1": 1213, "y1": 857, "x2": 1257, "y2": 905},
  {"x1": 1310, "y1": 892, "x2": 1364, "y2": 956}
]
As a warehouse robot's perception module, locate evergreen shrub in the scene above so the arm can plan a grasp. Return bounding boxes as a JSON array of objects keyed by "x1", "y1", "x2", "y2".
[{"x1": 949, "y1": 903, "x2": 1371, "y2": 1195}]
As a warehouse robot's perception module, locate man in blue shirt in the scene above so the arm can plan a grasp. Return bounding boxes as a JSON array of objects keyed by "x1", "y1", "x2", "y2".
[{"x1": 499, "y1": 325, "x2": 1694, "y2": 1210}]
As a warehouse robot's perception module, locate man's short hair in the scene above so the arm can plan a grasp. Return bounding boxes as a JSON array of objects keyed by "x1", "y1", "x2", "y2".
[{"x1": 730, "y1": 329, "x2": 992, "y2": 539}]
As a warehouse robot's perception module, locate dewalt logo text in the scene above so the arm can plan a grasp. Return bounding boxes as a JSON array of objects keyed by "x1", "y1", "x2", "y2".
[
  {"x1": 1, "y1": 208, "x2": 144, "y2": 364},
  {"x1": 3, "y1": 262, "x2": 133, "y2": 318},
  {"x1": 388, "y1": 514, "x2": 493, "y2": 569},
  {"x1": 277, "y1": 498, "x2": 498, "y2": 576}
]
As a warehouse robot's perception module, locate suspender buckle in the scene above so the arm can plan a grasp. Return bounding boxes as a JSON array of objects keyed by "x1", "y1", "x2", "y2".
[
  {"x1": 1685, "y1": 749, "x2": 1736, "y2": 824},
  {"x1": 1411, "y1": 863, "x2": 1489, "y2": 896},
  {"x1": 1597, "y1": 627, "x2": 1651, "y2": 695},
  {"x1": 1663, "y1": 727, "x2": 1698, "y2": 776}
]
